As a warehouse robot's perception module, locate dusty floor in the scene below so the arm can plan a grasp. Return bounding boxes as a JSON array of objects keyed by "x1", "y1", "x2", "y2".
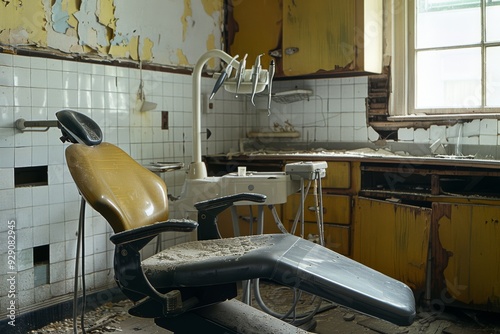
[{"x1": 31, "y1": 282, "x2": 500, "y2": 334}]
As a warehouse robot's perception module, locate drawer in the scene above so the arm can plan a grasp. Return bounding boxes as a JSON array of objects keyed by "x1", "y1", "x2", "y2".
[
  {"x1": 284, "y1": 193, "x2": 351, "y2": 225},
  {"x1": 322, "y1": 161, "x2": 350, "y2": 189}
]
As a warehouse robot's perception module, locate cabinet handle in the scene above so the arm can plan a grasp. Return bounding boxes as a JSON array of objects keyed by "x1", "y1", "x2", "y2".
[
  {"x1": 269, "y1": 49, "x2": 282, "y2": 58},
  {"x1": 308, "y1": 206, "x2": 326, "y2": 214},
  {"x1": 285, "y1": 47, "x2": 299, "y2": 55},
  {"x1": 240, "y1": 216, "x2": 256, "y2": 223},
  {"x1": 270, "y1": 47, "x2": 299, "y2": 58}
]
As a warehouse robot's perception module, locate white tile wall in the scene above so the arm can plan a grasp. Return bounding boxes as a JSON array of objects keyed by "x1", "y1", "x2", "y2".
[
  {"x1": 0, "y1": 52, "x2": 245, "y2": 315},
  {"x1": 253, "y1": 76, "x2": 371, "y2": 143}
]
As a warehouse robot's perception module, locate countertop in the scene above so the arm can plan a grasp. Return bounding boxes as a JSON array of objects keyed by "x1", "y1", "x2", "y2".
[{"x1": 211, "y1": 146, "x2": 500, "y2": 170}]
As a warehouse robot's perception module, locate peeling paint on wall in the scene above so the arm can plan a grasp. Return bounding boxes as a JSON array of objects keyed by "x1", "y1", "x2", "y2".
[
  {"x1": 52, "y1": 0, "x2": 71, "y2": 33},
  {"x1": 0, "y1": 0, "x2": 223, "y2": 68},
  {"x1": 181, "y1": 0, "x2": 193, "y2": 42},
  {"x1": 73, "y1": 0, "x2": 110, "y2": 52},
  {"x1": 0, "y1": 0, "x2": 47, "y2": 46}
]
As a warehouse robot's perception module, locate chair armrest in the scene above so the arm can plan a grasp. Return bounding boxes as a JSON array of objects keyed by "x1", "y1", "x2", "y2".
[
  {"x1": 194, "y1": 193, "x2": 266, "y2": 212},
  {"x1": 195, "y1": 193, "x2": 266, "y2": 240},
  {"x1": 110, "y1": 219, "x2": 198, "y2": 245}
]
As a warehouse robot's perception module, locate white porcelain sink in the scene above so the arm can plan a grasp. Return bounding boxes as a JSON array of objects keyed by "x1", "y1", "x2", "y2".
[{"x1": 220, "y1": 172, "x2": 300, "y2": 205}]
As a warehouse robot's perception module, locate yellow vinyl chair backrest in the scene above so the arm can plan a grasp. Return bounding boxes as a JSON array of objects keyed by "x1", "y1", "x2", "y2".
[{"x1": 65, "y1": 142, "x2": 169, "y2": 232}]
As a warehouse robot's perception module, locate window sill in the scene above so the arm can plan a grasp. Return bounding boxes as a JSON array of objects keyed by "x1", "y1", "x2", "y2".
[
  {"x1": 388, "y1": 113, "x2": 500, "y2": 122},
  {"x1": 369, "y1": 113, "x2": 500, "y2": 130}
]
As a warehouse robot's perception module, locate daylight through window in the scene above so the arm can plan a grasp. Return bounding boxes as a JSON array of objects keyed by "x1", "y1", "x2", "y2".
[{"x1": 412, "y1": 0, "x2": 500, "y2": 113}]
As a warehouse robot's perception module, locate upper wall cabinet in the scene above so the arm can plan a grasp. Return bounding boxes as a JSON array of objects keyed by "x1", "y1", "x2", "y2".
[{"x1": 226, "y1": 0, "x2": 383, "y2": 78}]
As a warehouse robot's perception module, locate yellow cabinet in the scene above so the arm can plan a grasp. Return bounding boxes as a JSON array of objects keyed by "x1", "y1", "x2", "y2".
[
  {"x1": 284, "y1": 193, "x2": 351, "y2": 225},
  {"x1": 283, "y1": 193, "x2": 352, "y2": 255},
  {"x1": 352, "y1": 197, "x2": 431, "y2": 293},
  {"x1": 432, "y1": 202, "x2": 500, "y2": 310},
  {"x1": 216, "y1": 205, "x2": 284, "y2": 238},
  {"x1": 227, "y1": 0, "x2": 383, "y2": 77},
  {"x1": 296, "y1": 222, "x2": 350, "y2": 256},
  {"x1": 322, "y1": 161, "x2": 351, "y2": 189}
]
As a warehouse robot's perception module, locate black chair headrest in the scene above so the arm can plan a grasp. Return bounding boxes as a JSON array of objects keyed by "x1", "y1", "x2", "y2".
[{"x1": 56, "y1": 110, "x2": 103, "y2": 146}]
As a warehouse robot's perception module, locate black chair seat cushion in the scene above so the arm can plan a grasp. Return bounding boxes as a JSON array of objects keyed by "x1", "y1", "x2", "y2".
[{"x1": 142, "y1": 234, "x2": 415, "y2": 326}]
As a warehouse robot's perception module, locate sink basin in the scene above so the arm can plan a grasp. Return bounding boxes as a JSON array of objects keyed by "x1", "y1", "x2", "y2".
[{"x1": 221, "y1": 172, "x2": 300, "y2": 205}]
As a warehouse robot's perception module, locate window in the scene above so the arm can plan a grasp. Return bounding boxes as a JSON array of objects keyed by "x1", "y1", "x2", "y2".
[{"x1": 393, "y1": 0, "x2": 500, "y2": 116}]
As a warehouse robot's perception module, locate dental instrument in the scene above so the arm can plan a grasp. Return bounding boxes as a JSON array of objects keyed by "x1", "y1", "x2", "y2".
[
  {"x1": 250, "y1": 53, "x2": 264, "y2": 106},
  {"x1": 235, "y1": 53, "x2": 247, "y2": 96},
  {"x1": 210, "y1": 54, "x2": 239, "y2": 99},
  {"x1": 267, "y1": 59, "x2": 275, "y2": 114}
]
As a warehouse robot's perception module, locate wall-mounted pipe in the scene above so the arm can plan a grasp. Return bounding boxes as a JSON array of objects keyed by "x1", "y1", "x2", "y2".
[{"x1": 15, "y1": 119, "x2": 59, "y2": 132}]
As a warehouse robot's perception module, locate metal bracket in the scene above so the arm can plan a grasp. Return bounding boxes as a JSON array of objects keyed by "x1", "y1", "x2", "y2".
[{"x1": 15, "y1": 118, "x2": 59, "y2": 132}]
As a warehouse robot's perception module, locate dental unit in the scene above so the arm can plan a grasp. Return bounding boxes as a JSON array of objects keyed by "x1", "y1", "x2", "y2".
[{"x1": 175, "y1": 49, "x2": 276, "y2": 219}]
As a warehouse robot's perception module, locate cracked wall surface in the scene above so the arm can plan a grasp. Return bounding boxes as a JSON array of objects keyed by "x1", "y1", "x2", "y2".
[{"x1": 0, "y1": 0, "x2": 223, "y2": 68}]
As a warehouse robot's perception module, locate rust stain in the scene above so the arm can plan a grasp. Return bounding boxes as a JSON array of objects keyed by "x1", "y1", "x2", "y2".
[
  {"x1": 430, "y1": 202, "x2": 452, "y2": 300},
  {"x1": 141, "y1": 37, "x2": 154, "y2": 61},
  {"x1": 176, "y1": 48, "x2": 189, "y2": 66},
  {"x1": 201, "y1": 0, "x2": 222, "y2": 15},
  {"x1": 181, "y1": 0, "x2": 193, "y2": 42}
]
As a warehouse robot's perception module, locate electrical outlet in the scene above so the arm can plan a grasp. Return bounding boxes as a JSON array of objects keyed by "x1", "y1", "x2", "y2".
[
  {"x1": 202, "y1": 93, "x2": 214, "y2": 113},
  {"x1": 161, "y1": 111, "x2": 169, "y2": 129}
]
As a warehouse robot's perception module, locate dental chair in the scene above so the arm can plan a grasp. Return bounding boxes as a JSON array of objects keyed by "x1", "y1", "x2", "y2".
[{"x1": 57, "y1": 110, "x2": 416, "y2": 333}]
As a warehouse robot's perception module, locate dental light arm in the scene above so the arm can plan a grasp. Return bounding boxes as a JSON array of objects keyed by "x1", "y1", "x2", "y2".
[{"x1": 189, "y1": 49, "x2": 241, "y2": 180}]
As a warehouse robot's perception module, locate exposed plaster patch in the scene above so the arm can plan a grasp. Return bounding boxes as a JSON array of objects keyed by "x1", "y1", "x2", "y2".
[
  {"x1": 206, "y1": 33, "x2": 215, "y2": 51},
  {"x1": 181, "y1": 0, "x2": 193, "y2": 42},
  {"x1": 51, "y1": 0, "x2": 71, "y2": 33},
  {"x1": 201, "y1": 0, "x2": 222, "y2": 16},
  {"x1": 97, "y1": 0, "x2": 116, "y2": 30},
  {"x1": 45, "y1": 0, "x2": 81, "y2": 53},
  {"x1": 62, "y1": 0, "x2": 79, "y2": 28},
  {"x1": 141, "y1": 37, "x2": 154, "y2": 61},
  {"x1": 0, "y1": 0, "x2": 47, "y2": 46},
  {"x1": 73, "y1": 0, "x2": 110, "y2": 50},
  {"x1": 176, "y1": 48, "x2": 189, "y2": 66}
]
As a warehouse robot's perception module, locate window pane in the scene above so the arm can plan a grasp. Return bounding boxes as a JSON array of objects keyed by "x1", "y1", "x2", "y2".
[
  {"x1": 416, "y1": 1, "x2": 481, "y2": 48},
  {"x1": 486, "y1": 3, "x2": 500, "y2": 42},
  {"x1": 416, "y1": 48, "x2": 481, "y2": 109},
  {"x1": 486, "y1": 46, "x2": 500, "y2": 107}
]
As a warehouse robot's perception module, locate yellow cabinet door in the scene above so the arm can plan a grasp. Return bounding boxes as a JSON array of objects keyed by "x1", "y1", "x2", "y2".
[
  {"x1": 352, "y1": 197, "x2": 431, "y2": 293},
  {"x1": 282, "y1": 0, "x2": 382, "y2": 77},
  {"x1": 433, "y1": 202, "x2": 500, "y2": 310},
  {"x1": 227, "y1": 0, "x2": 382, "y2": 77},
  {"x1": 226, "y1": 0, "x2": 281, "y2": 69},
  {"x1": 322, "y1": 161, "x2": 351, "y2": 189}
]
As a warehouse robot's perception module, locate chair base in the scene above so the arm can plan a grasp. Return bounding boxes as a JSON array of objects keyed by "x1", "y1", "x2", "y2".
[{"x1": 154, "y1": 299, "x2": 311, "y2": 334}]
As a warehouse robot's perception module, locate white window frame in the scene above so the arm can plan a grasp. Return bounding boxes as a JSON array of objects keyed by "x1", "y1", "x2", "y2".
[{"x1": 390, "y1": 0, "x2": 500, "y2": 119}]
